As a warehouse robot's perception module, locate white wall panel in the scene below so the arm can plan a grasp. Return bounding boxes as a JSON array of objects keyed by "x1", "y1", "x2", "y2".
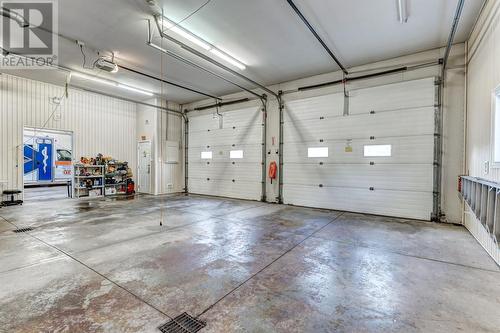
[
  {"x1": 465, "y1": 0, "x2": 500, "y2": 262},
  {"x1": 0, "y1": 74, "x2": 137, "y2": 192}
]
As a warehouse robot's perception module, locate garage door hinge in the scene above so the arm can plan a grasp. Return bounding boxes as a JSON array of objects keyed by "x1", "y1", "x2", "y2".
[
  {"x1": 370, "y1": 110, "x2": 375, "y2": 114},
  {"x1": 435, "y1": 79, "x2": 442, "y2": 86},
  {"x1": 433, "y1": 162, "x2": 440, "y2": 166},
  {"x1": 369, "y1": 187, "x2": 375, "y2": 191},
  {"x1": 434, "y1": 104, "x2": 441, "y2": 108}
]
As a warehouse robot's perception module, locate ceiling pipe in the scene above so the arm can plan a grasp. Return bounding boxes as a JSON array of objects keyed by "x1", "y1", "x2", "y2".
[
  {"x1": 147, "y1": 20, "x2": 264, "y2": 100},
  {"x1": 397, "y1": 0, "x2": 409, "y2": 24},
  {"x1": 118, "y1": 64, "x2": 220, "y2": 100},
  {"x1": 0, "y1": 7, "x2": 29, "y2": 27},
  {"x1": 152, "y1": 16, "x2": 279, "y2": 100},
  {"x1": 285, "y1": 0, "x2": 348, "y2": 75},
  {"x1": 442, "y1": 0, "x2": 465, "y2": 78}
]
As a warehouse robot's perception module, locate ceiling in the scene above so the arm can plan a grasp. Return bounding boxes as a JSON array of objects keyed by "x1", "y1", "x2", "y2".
[{"x1": 0, "y1": 0, "x2": 485, "y2": 104}]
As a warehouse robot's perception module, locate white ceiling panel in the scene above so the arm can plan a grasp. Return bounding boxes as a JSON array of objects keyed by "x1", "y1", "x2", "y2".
[{"x1": 0, "y1": 0, "x2": 485, "y2": 103}]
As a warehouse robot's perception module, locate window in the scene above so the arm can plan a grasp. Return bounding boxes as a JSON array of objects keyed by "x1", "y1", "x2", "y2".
[
  {"x1": 230, "y1": 150, "x2": 244, "y2": 159},
  {"x1": 493, "y1": 87, "x2": 500, "y2": 165},
  {"x1": 308, "y1": 147, "x2": 329, "y2": 158},
  {"x1": 364, "y1": 145, "x2": 392, "y2": 157},
  {"x1": 201, "y1": 151, "x2": 212, "y2": 159}
]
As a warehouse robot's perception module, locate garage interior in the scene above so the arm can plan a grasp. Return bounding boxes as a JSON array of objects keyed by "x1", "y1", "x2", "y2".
[{"x1": 0, "y1": 0, "x2": 500, "y2": 332}]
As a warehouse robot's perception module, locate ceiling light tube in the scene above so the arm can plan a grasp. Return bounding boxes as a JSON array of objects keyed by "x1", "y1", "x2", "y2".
[
  {"x1": 72, "y1": 72, "x2": 154, "y2": 96},
  {"x1": 397, "y1": 0, "x2": 408, "y2": 23},
  {"x1": 210, "y1": 49, "x2": 246, "y2": 70},
  {"x1": 160, "y1": 16, "x2": 246, "y2": 70},
  {"x1": 170, "y1": 26, "x2": 211, "y2": 50},
  {"x1": 117, "y1": 84, "x2": 154, "y2": 96}
]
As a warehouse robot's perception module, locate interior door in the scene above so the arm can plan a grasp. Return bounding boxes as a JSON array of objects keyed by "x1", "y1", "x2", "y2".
[{"x1": 137, "y1": 141, "x2": 152, "y2": 194}]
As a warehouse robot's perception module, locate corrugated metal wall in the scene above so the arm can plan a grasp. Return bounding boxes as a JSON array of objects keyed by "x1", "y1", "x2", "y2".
[
  {"x1": 0, "y1": 73, "x2": 137, "y2": 192},
  {"x1": 465, "y1": 0, "x2": 500, "y2": 264}
]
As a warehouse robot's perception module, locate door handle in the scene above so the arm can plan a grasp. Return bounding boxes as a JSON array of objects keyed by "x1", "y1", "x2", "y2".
[{"x1": 147, "y1": 164, "x2": 151, "y2": 174}]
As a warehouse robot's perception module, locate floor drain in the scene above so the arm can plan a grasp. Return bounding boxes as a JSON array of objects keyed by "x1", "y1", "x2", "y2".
[
  {"x1": 158, "y1": 312, "x2": 206, "y2": 333},
  {"x1": 13, "y1": 227, "x2": 34, "y2": 233}
]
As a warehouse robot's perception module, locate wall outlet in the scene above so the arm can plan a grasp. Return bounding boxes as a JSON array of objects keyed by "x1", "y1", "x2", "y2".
[{"x1": 484, "y1": 161, "x2": 490, "y2": 175}]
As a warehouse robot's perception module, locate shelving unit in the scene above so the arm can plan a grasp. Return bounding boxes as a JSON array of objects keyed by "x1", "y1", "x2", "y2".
[
  {"x1": 73, "y1": 165, "x2": 105, "y2": 198},
  {"x1": 104, "y1": 161, "x2": 132, "y2": 196}
]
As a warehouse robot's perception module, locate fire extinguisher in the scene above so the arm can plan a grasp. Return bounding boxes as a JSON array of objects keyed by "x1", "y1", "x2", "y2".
[{"x1": 269, "y1": 161, "x2": 277, "y2": 184}]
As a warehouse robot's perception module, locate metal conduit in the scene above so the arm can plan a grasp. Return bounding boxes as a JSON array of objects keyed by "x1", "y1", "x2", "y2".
[{"x1": 285, "y1": 0, "x2": 348, "y2": 75}]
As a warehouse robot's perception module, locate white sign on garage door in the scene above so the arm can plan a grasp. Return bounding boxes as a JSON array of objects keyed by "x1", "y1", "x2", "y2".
[
  {"x1": 283, "y1": 78, "x2": 436, "y2": 220},
  {"x1": 188, "y1": 106, "x2": 263, "y2": 200}
]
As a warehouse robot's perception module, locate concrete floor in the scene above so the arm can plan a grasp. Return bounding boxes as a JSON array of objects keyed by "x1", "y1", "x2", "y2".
[
  {"x1": 23, "y1": 185, "x2": 70, "y2": 202},
  {"x1": 0, "y1": 194, "x2": 499, "y2": 333}
]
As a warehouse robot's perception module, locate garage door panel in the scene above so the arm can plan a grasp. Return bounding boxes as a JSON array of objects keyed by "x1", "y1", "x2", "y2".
[
  {"x1": 188, "y1": 164, "x2": 261, "y2": 182},
  {"x1": 189, "y1": 106, "x2": 262, "y2": 201},
  {"x1": 284, "y1": 185, "x2": 432, "y2": 220},
  {"x1": 189, "y1": 114, "x2": 220, "y2": 132},
  {"x1": 189, "y1": 146, "x2": 262, "y2": 162},
  {"x1": 283, "y1": 78, "x2": 436, "y2": 220},
  {"x1": 189, "y1": 125, "x2": 262, "y2": 147},
  {"x1": 284, "y1": 107, "x2": 434, "y2": 143},
  {"x1": 349, "y1": 78, "x2": 436, "y2": 114},
  {"x1": 284, "y1": 136, "x2": 434, "y2": 164},
  {"x1": 284, "y1": 93, "x2": 344, "y2": 121},
  {"x1": 284, "y1": 164, "x2": 433, "y2": 191},
  {"x1": 221, "y1": 107, "x2": 262, "y2": 128},
  {"x1": 189, "y1": 180, "x2": 261, "y2": 200}
]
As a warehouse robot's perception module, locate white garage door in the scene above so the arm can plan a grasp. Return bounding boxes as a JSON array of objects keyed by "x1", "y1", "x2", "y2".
[
  {"x1": 283, "y1": 78, "x2": 436, "y2": 220},
  {"x1": 188, "y1": 105, "x2": 263, "y2": 200}
]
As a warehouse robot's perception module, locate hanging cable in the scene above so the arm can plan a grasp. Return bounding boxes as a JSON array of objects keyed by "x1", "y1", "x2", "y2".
[
  {"x1": 159, "y1": 12, "x2": 166, "y2": 227},
  {"x1": 162, "y1": 0, "x2": 213, "y2": 31}
]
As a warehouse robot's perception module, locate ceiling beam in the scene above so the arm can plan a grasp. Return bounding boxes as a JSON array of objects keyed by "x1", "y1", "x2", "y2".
[{"x1": 285, "y1": 0, "x2": 348, "y2": 75}]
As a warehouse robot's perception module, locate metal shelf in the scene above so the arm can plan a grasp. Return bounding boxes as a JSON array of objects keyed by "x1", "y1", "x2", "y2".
[{"x1": 461, "y1": 176, "x2": 500, "y2": 247}]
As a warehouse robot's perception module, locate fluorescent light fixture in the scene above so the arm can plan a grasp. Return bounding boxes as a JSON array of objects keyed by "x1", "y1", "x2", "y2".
[
  {"x1": 210, "y1": 49, "x2": 246, "y2": 70},
  {"x1": 397, "y1": 0, "x2": 408, "y2": 23},
  {"x1": 117, "y1": 84, "x2": 154, "y2": 96},
  {"x1": 159, "y1": 16, "x2": 246, "y2": 70},
  {"x1": 170, "y1": 26, "x2": 211, "y2": 50},
  {"x1": 72, "y1": 72, "x2": 154, "y2": 96},
  {"x1": 308, "y1": 147, "x2": 329, "y2": 158}
]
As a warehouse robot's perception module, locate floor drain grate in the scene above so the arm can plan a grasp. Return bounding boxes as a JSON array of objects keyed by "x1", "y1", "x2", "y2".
[
  {"x1": 158, "y1": 312, "x2": 206, "y2": 333},
  {"x1": 13, "y1": 227, "x2": 34, "y2": 233}
]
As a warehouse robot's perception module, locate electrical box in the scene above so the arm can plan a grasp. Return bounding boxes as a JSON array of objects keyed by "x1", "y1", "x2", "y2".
[{"x1": 164, "y1": 140, "x2": 179, "y2": 164}]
